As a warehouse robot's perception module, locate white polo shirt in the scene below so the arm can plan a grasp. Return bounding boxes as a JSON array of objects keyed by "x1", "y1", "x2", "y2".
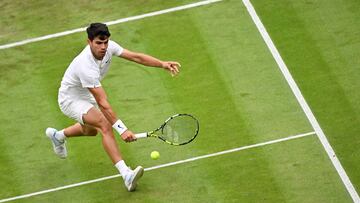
[{"x1": 58, "y1": 40, "x2": 123, "y2": 104}]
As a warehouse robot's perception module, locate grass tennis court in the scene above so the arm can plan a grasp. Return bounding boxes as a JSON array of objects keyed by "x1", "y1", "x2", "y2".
[{"x1": 0, "y1": 0, "x2": 359, "y2": 202}]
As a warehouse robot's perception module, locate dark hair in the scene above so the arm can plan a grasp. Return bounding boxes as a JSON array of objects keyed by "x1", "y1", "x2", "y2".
[{"x1": 86, "y1": 23, "x2": 111, "y2": 40}]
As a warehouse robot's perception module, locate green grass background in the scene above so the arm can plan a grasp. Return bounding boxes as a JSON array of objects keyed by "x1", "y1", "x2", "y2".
[
  {"x1": 0, "y1": 0, "x2": 358, "y2": 202},
  {"x1": 252, "y1": 0, "x2": 360, "y2": 195}
]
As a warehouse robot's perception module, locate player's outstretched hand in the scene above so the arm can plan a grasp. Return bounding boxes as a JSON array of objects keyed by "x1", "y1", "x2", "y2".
[
  {"x1": 161, "y1": 61, "x2": 181, "y2": 76},
  {"x1": 121, "y1": 130, "x2": 137, "y2": 142}
]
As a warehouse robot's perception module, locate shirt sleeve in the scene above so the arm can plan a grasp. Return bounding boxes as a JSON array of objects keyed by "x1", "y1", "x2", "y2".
[
  {"x1": 108, "y1": 40, "x2": 124, "y2": 56},
  {"x1": 78, "y1": 65, "x2": 102, "y2": 88}
]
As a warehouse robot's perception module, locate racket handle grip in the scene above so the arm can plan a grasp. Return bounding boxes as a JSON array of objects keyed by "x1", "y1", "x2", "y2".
[{"x1": 135, "y1": 133, "x2": 148, "y2": 139}]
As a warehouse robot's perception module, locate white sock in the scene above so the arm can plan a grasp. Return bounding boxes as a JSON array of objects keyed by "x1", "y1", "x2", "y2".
[
  {"x1": 55, "y1": 130, "x2": 66, "y2": 141},
  {"x1": 115, "y1": 160, "x2": 130, "y2": 178}
]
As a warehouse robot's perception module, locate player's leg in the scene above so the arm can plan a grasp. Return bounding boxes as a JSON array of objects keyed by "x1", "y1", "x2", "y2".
[
  {"x1": 83, "y1": 107, "x2": 143, "y2": 191},
  {"x1": 63, "y1": 123, "x2": 98, "y2": 137},
  {"x1": 82, "y1": 107, "x2": 122, "y2": 163},
  {"x1": 46, "y1": 99, "x2": 97, "y2": 158},
  {"x1": 45, "y1": 123, "x2": 97, "y2": 159},
  {"x1": 47, "y1": 105, "x2": 123, "y2": 162},
  {"x1": 47, "y1": 99, "x2": 143, "y2": 191}
]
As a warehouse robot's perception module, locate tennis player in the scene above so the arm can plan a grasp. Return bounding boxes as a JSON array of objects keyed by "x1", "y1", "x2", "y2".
[{"x1": 45, "y1": 23, "x2": 180, "y2": 191}]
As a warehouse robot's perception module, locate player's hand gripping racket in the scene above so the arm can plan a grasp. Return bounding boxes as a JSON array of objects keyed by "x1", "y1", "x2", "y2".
[{"x1": 135, "y1": 114, "x2": 199, "y2": 146}]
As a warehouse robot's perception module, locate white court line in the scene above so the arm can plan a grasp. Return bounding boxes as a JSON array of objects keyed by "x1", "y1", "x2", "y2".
[
  {"x1": 0, "y1": 131, "x2": 315, "y2": 202},
  {"x1": 242, "y1": 0, "x2": 360, "y2": 202},
  {"x1": 0, "y1": 0, "x2": 222, "y2": 50}
]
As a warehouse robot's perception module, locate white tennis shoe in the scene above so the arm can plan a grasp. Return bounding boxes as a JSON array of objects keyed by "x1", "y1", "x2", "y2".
[
  {"x1": 46, "y1": 128, "x2": 67, "y2": 159},
  {"x1": 123, "y1": 166, "x2": 144, "y2": 192}
]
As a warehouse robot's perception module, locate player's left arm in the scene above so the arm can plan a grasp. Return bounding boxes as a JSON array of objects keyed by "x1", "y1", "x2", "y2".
[{"x1": 119, "y1": 49, "x2": 181, "y2": 76}]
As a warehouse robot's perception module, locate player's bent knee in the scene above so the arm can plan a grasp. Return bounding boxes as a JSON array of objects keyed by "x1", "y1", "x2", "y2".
[
  {"x1": 81, "y1": 124, "x2": 98, "y2": 136},
  {"x1": 98, "y1": 118, "x2": 113, "y2": 135},
  {"x1": 85, "y1": 129, "x2": 98, "y2": 136},
  {"x1": 100, "y1": 125, "x2": 113, "y2": 136},
  {"x1": 84, "y1": 109, "x2": 112, "y2": 136}
]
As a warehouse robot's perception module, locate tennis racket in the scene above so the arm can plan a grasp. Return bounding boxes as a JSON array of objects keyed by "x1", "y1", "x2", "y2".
[{"x1": 135, "y1": 114, "x2": 199, "y2": 146}]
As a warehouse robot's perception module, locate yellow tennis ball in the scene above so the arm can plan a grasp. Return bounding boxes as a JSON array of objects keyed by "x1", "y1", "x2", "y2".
[{"x1": 150, "y1": 151, "x2": 160, "y2": 160}]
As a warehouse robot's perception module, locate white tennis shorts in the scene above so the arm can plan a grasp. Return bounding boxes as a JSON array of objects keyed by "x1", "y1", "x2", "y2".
[
  {"x1": 58, "y1": 86, "x2": 99, "y2": 125},
  {"x1": 58, "y1": 99, "x2": 97, "y2": 125}
]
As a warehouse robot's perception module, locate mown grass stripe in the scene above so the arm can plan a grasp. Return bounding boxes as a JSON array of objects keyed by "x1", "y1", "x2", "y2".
[
  {"x1": 0, "y1": 131, "x2": 315, "y2": 203},
  {"x1": 0, "y1": 0, "x2": 222, "y2": 50},
  {"x1": 242, "y1": 0, "x2": 360, "y2": 201}
]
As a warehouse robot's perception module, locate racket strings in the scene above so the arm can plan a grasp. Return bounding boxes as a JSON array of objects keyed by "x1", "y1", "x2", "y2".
[{"x1": 161, "y1": 115, "x2": 198, "y2": 144}]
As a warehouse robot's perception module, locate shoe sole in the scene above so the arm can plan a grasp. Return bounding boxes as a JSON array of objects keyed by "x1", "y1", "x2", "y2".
[{"x1": 128, "y1": 166, "x2": 144, "y2": 192}]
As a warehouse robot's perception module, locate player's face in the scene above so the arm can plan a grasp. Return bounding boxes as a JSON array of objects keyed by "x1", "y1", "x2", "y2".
[{"x1": 88, "y1": 36, "x2": 109, "y2": 60}]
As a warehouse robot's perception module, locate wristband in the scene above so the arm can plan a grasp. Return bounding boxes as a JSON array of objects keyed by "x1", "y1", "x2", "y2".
[{"x1": 112, "y1": 119, "x2": 128, "y2": 135}]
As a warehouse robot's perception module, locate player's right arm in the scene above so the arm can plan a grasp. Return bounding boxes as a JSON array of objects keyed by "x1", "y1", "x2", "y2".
[{"x1": 88, "y1": 86, "x2": 136, "y2": 142}]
